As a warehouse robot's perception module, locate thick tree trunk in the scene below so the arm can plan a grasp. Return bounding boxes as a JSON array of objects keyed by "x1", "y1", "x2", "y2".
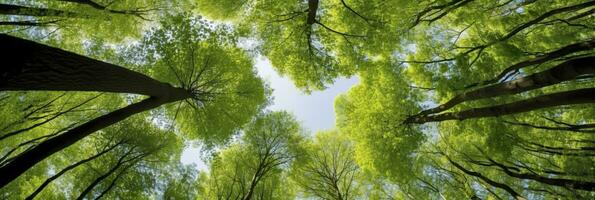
[
  {"x1": 0, "y1": 4, "x2": 85, "y2": 18},
  {"x1": 416, "y1": 56, "x2": 595, "y2": 116},
  {"x1": 0, "y1": 34, "x2": 192, "y2": 188},
  {"x1": 307, "y1": 0, "x2": 319, "y2": 24},
  {"x1": 486, "y1": 40, "x2": 595, "y2": 86},
  {"x1": 25, "y1": 141, "x2": 122, "y2": 200},
  {"x1": 0, "y1": 93, "x2": 189, "y2": 188},
  {"x1": 405, "y1": 88, "x2": 595, "y2": 124},
  {"x1": 0, "y1": 34, "x2": 177, "y2": 97}
]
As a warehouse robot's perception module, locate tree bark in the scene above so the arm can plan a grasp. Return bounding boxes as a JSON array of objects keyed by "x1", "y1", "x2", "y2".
[
  {"x1": 0, "y1": 4, "x2": 85, "y2": 18},
  {"x1": 415, "y1": 56, "x2": 595, "y2": 116},
  {"x1": 307, "y1": 0, "x2": 319, "y2": 24},
  {"x1": 405, "y1": 88, "x2": 595, "y2": 124},
  {"x1": 0, "y1": 34, "x2": 180, "y2": 97},
  {"x1": 484, "y1": 40, "x2": 595, "y2": 86}
]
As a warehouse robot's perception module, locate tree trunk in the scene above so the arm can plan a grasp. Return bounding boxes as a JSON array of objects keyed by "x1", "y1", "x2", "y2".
[
  {"x1": 416, "y1": 56, "x2": 595, "y2": 116},
  {"x1": 307, "y1": 0, "x2": 319, "y2": 24},
  {"x1": 57, "y1": 0, "x2": 149, "y2": 17},
  {"x1": 0, "y1": 93, "x2": 189, "y2": 188},
  {"x1": 25, "y1": 141, "x2": 122, "y2": 200},
  {"x1": 485, "y1": 40, "x2": 595, "y2": 86},
  {"x1": 0, "y1": 20, "x2": 61, "y2": 26},
  {"x1": 0, "y1": 4, "x2": 85, "y2": 18},
  {"x1": 59, "y1": 0, "x2": 108, "y2": 10},
  {"x1": 0, "y1": 34, "x2": 178, "y2": 97},
  {"x1": 405, "y1": 88, "x2": 595, "y2": 124}
]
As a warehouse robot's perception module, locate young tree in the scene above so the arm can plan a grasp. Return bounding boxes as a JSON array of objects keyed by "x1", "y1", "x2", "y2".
[
  {"x1": 291, "y1": 130, "x2": 362, "y2": 200},
  {"x1": 200, "y1": 111, "x2": 304, "y2": 200}
]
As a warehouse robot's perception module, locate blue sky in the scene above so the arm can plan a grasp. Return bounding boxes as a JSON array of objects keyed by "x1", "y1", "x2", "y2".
[{"x1": 181, "y1": 56, "x2": 359, "y2": 167}]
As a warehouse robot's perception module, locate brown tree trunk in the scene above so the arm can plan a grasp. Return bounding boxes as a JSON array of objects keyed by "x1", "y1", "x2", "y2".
[
  {"x1": 0, "y1": 34, "x2": 193, "y2": 188},
  {"x1": 0, "y1": 34, "x2": 177, "y2": 97},
  {"x1": 307, "y1": 0, "x2": 319, "y2": 24},
  {"x1": 0, "y1": 4, "x2": 85, "y2": 18},
  {"x1": 485, "y1": 40, "x2": 595, "y2": 86},
  {"x1": 416, "y1": 56, "x2": 595, "y2": 116},
  {"x1": 405, "y1": 88, "x2": 595, "y2": 124},
  {"x1": 0, "y1": 92, "x2": 190, "y2": 188}
]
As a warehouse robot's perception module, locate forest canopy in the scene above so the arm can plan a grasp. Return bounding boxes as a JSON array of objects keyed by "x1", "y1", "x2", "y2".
[{"x1": 0, "y1": 0, "x2": 594, "y2": 199}]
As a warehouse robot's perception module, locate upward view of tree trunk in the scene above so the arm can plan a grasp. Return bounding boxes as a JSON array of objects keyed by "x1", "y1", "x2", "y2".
[
  {"x1": 0, "y1": 34, "x2": 185, "y2": 97},
  {"x1": 0, "y1": 95, "x2": 187, "y2": 187},
  {"x1": 307, "y1": 0, "x2": 319, "y2": 25},
  {"x1": 405, "y1": 88, "x2": 595, "y2": 124},
  {"x1": 0, "y1": 35, "x2": 193, "y2": 188},
  {"x1": 1, "y1": 0, "x2": 595, "y2": 199},
  {"x1": 0, "y1": 4, "x2": 86, "y2": 18},
  {"x1": 414, "y1": 56, "x2": 595, "y2": 117}
]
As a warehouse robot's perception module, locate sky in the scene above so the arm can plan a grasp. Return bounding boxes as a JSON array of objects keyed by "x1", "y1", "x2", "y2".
[{"x1": 180, "y1": 56, "x2": 359, "y2": 168}]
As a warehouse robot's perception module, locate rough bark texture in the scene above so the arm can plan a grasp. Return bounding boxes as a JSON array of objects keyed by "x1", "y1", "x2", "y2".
[
  {"x1": 0, "y1": 4, "x2": 84, "y2": 18},
  {"x1": 0, "y1": 34, "x2": 176, "y2": 97},
  {"x1": 405, "y1": 88, "x2": 595, "y2": 124},
  {"x1": 488, "y1": 40, "x2": 595, "y2": 85},
  {"x1": 416, "y1": 56, "x2": 595, "y2": 116},
  {"x1": 0, "y1": 34, "x2": 192, "y2": 188}
]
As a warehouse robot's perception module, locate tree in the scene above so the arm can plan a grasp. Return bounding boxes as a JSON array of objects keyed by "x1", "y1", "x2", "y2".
[
  {"x1": 196, "y1": 0, "x2": 402, "y2": 91},
  {"x1": 0, "y1": 16, "x2": 265, "y2": 187},
  {"x1": 291, "y1": 130, "x2": 362, "y2": 200},
  {"x1": 0, "y1": 0, "x2": 181, "y2": 43},
  {"x1": 200, "y1": 111, "x2": 304, "y2": 200}
]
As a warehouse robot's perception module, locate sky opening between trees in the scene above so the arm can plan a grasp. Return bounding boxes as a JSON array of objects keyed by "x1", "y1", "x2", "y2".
[{"x1": 0, "y1": 0, "x2": 594, "y2": 199}]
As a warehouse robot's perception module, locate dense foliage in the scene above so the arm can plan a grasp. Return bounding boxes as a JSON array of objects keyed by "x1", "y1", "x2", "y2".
[{"x1": 1, "y1": 0, "x2": 593, "y2": 199}]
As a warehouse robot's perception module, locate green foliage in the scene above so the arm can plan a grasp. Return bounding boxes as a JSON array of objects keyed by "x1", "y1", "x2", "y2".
[
  {"x1": 137, "y1": 15, "x2": 267, "y2": 145},
  {"x1": 1, "y1": 0, "x2": 594, "y2": 199},
  {"x1": 199, "y1": 111, "x2": 304, "y2": 199},
  {"x1": 290, "y1": 130, "x2": 363, "y2": 200}
]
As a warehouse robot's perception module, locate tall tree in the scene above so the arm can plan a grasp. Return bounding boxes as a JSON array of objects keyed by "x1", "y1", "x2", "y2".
[{"x1": 0, "y1": 17, "x2": 265, "y2": 187}]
